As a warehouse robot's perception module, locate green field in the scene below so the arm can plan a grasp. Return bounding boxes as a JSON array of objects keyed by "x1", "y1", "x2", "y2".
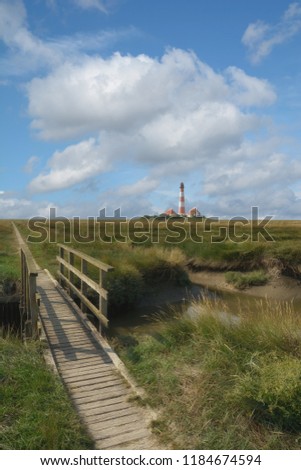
[
  {"x1": 15, "y1": 217, "x2": 301, "y2": 268},
  {"x1": 10, "y1": 217, "x2": 301, "y2": 309},
  {"x1": 3, "y1": 218, "x2": 301, "y2": 449}
]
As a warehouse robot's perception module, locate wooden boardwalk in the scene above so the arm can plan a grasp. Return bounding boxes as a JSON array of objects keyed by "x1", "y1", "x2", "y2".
[{"x1": 12, "y1": 224, "x2": 158, "y2": 450}]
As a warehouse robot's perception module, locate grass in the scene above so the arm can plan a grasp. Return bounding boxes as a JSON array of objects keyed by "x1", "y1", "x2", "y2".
[
  {"x1": 225, "y1": 270, "x2": 269, "y2": 289},
  {"x1": 116, "y1": 299, "x2": 301, "y2": 449},
  {"x1": 11, "y1": 217, "x2": 301, "y2": 313},
  {"x1": 0, "y1": 221, "x2": 20, "y2": 282},
  {"x1": 0, "y1": 336, "x2": 93, "y2": 449},
  {"x1": 16, "y1": 217, "x2": 301, "y2": 270},
  {"x1": 4, "y1": 219, "x2": 301, "y2": 448}
]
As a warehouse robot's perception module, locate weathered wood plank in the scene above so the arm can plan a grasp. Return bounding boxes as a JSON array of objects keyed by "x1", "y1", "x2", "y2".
[
  {"x1": 94, "y1": 428, "x2": 151, "y2": 450},
  {"x1": 83, "y1": 407, "x2": 140, "y2": 425},
  {"x1": 57, "y1": 271, "x2": 108, "y2": 328},
  {"x1": 59, "y1": 362, "x2": 113, "y2": 374},
  {"x1": 68, "y1": 377, "x2": 124, "y2": 391},
  {"x1": 58, "y1": 357, "x2": 110, "y2": 369},
  {"x1": 89, "y1": 413, "x2": 141, "y2": 431},
  {"x1": 78, "y1": 396, "x2": 128, "y2": 414},
  {"x1": 64, "y1": 370, "x2": 118, "y2": 383},
  {"x1": 72, "y1": 387, "x2": 126, "y2": 404},
  {"x1": 57, "y1": 244, "x2": 113, "y2": 272}
]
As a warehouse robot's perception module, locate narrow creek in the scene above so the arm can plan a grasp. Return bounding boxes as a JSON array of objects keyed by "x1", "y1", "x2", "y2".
[{"x1": 107, "y1": 279, "x2": 301, "y2": 339}]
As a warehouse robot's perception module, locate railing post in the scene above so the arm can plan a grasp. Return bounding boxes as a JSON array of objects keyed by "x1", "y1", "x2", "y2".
[
  {"x1": 20, "y1": 250, "x2": 26, "y2": 332},
  {"x1": 81, "y1": 258, "x2": 87, "y2": 314},
  {"x1": 59, "y1": 246, "x2": 65, "y2": 286},
  {"x1": 68, "y1": 252, "x2": 74, "y2": 298},
  {"x1": 99, "y1": 269, "x2": 107, "y2": 334},
  {"x1": 29, "y1": 272, "x2": 39, "y2": 339},
  {"x1": 19, "y1": 246, "x2": 39, "y2": 340}
]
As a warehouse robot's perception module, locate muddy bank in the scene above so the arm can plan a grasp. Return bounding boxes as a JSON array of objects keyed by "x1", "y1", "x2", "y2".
[{"x1": 188, "y1": 270, "x2": 301, "y2": 302}]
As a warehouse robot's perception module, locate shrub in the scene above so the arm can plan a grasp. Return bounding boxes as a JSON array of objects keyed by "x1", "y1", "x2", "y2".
[
  {"x1": 106, "y1": 265, "x2": 144, "y2": 313},
  {"x1": 232, "y1": 353, "x2": 301, "y2": 431}
]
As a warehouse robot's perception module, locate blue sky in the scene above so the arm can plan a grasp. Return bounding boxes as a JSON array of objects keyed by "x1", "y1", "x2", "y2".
[{"x1": 1, "y1": 0, "x2": 301, "y2": 219}]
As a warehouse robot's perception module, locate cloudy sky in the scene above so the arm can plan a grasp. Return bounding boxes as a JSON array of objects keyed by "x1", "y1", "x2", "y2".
[{"x1": 1, "y1": 0, "x2": 301, "y2": 219}]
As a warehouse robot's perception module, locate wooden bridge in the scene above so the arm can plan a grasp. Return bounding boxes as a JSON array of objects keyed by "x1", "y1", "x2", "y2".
[{"x1": 13, "y1": 223, "x2": 158, "y2": 450}]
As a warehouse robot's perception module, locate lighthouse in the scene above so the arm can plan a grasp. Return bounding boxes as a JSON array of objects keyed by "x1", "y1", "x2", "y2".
[{"x1": 178, "y1": 182, "x2": 186, "y2": 216}]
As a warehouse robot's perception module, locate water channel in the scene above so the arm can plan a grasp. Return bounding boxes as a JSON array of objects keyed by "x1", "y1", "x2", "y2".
[{"x1": 107, "y1": 279, "x2": 301, "y2": 339}]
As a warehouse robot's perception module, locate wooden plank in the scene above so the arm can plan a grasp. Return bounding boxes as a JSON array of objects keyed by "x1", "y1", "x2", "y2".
[
  {"x1": 70, "y1": 380, "x2": 125, "y2": 395},
  {"x1": 72, "y1": 386, "x2": 126, "y2": 404},
  {"x1": 78, "y1": 396, "x2": 128, "y2": 414},
  {"x1": 57, "y1": 271, "x2": 108, "y2": 328},
  {"x1": 51, "y1": 341, "x2": 99, "y2": 351},
  {"x1": 58, "y1": 360, "x2": 112, "y2": 372},
  {"x1": 68, "y1": 377, "x2": 123, "y2": 391},
  {"x1": 55, "y1": 343, "x2": 103, "y2": 356},
  {"x1": 44, "y1": 322, "x2": 81, "y2": 331},
  {"x1": 57, "y1": 257, "x2": 107, "y2": 299},
  {"x1": 64, "y1": 369, "x2": 118, "y2": 383},
  {"x1": 58, "y1": 357, "x2": 111, "y2": 369},
  {"x1": 51, "y1": 338, "x2": 93, "y2": 348},
  {"x1": 57, "y1": 244, "x2": 113, "y2": 272},
  {"x1": 92, "y1": 418, "x2": 145, "y2": 439},
  {"x1": 94, "y1": 428, "x2": 150, "y2": 450},
  {"x1": 51, "y1": 342, "x2": 93, "y2": 352},
  {"x1": 82, "y1": 404, "x2": 135, "y2": 422},
  {"x1": 83, "y1": 407, "x2": 140, "y2": 425},
  {"x1": 53, "y1": 353, "x2": 106, "y2": 363},
  {"x1": 61, "y1": 370, "x2": 114, "y2": 380},
  {"x1": 89, "y1": 414, "x2": 141, "y2": 431},
  {"x1": 53, "y1": 353, "x2": 104, "y2": 363},
  {"x1": 45, "y1": 329, "x2": 87, "y2": 338}
]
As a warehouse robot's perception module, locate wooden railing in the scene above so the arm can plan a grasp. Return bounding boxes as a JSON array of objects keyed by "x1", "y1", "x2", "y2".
[
  {"x1": 57, "y1": 245, "x2": 114, "y2": 332},
  {"x1": 20, "y1": 245, "x2": 39, "y2": 339}
]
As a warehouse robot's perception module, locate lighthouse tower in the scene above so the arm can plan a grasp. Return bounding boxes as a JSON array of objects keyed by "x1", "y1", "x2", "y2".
[{"x1": 178, "y1": 182, "x2": 186, "y2": 216}]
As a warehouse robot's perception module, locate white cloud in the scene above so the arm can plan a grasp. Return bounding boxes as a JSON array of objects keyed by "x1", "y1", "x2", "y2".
[
  {"x1": 204, "y1": 151, "x2": 301, "y2": 197},
  {"x1": 1, "y1": 1, "x2": 298, "y2": 218},
  {"x1": 0, "y1": 0, "x2": 63, "y2": 73},
  {"x1": 242, "y1": 2, "x2": 301, "y2": 64},
  {"x1": 0, "y1": 194, "x2": 54, "y2": 218},
  {"x1": 72, "y1": 0, "x2": 118, "y2": 14},
  {"x1": 26, "y1": 49, "x2": 276, "y2": 141},
  {"x1": 26, "y1": 48, "x2": 278, "y2": 194},
  {"x1": 0, "y1": 0, "x2": 134, "y2": 76},
  {"x1": 28, "y1": 138, "x2": 110, "y2": 192},
  {"x1": 225, "y1": 67, "x2": 276, "y2": 106},
  {"x1": 23, "y1": 156, "x2": 39, "y2": 173},
  {"x1": 117, "y1": 177, "x2": 159, "y2": 197}
]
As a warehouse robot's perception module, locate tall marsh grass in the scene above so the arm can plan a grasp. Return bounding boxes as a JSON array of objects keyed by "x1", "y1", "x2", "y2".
[{"x1": 119, "y1": 298, "x2": 301, "y2": 449}]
